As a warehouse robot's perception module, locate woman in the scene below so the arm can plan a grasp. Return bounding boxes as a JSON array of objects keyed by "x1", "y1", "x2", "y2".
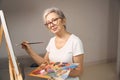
[{"x1": 22, "y1": 7, "x2": 84, "y2": 80}]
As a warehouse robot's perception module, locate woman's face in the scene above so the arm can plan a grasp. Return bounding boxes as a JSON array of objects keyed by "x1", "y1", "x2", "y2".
[{"x1": 45, "y1": 12, "x2": 65, "y2": 34}]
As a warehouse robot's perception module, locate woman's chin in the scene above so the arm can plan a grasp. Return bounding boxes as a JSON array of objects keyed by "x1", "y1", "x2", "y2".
[{"x1": 51, "y1": 30, "x2": 58, "y2": 34}]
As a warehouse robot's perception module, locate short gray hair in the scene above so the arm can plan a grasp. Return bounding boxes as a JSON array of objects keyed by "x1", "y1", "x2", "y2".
[{"x1": 43, "y1": 7, "x2": 66, "y2": 24}]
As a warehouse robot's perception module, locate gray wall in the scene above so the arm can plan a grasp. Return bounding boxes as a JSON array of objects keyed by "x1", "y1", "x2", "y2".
[
  {"x1": 117, "y1": 0, "x2": 120, "y2": 79},
  {"x1": 0, "y1": 0, "x2": 118, "y2": 64},
  {"x1": 117, "y1": 13, "x2": 120, "y2": 80}
]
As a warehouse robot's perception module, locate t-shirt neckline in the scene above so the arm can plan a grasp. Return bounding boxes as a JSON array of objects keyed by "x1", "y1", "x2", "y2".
[{"x1": 54, "y1": 34, "x2": 73, "y2": 50}]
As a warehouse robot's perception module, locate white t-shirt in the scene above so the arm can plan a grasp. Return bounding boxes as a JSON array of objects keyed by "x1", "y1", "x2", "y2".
[{"x1": 46, "y1": 34, "x2": 84, "y2": 80}]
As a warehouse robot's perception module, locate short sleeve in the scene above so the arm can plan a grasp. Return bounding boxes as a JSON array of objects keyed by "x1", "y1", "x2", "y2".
[
  {"x1": 46, "y1": 38, "x2": 52, "y2": 52},
  {"x1": 46, "y1": 37, "x2": 55, "y2": 52},
  {"x1": 46, "y1": 42, "x2": 50, "y2": 52},
  {"x1": 72, "y1": 37, "x2": 84, "y2": 56}
]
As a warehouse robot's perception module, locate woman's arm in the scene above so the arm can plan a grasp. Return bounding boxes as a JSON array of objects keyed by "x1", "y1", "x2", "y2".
[
  {"x1": 69, "y1": 54, "x2": 84, "y2": 77},
  {"x1": 21, "y1": 41, "x2": 48, "y2": 65}
]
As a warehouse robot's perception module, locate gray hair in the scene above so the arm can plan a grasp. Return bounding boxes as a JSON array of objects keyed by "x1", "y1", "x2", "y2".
[{"x1": 43, "y1": 7, "x2": 66, "y2": 24}]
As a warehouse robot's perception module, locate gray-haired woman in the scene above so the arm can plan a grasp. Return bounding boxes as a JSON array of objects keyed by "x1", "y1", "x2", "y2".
[{"x1": 22, "y1": 7, "x2": 84, "y2": 80}]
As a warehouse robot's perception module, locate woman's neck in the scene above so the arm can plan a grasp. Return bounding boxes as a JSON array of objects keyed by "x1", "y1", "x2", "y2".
[{"x1": 55, "y1": 30, "x2": 71, "y2": 39}]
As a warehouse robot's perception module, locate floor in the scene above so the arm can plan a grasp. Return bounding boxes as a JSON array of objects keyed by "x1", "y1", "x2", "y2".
[{"x1": 0, "y1": 62, "x2": 118, "y2": 80}]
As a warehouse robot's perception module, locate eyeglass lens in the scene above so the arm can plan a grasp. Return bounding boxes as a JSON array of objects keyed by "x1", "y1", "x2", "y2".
[{"x1": 45, "y1": 18, "x2": 60, "y2": 26}]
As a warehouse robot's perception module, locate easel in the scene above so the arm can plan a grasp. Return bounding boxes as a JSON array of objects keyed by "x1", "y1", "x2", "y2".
[{"x1": 0, "y1": 10, "x2": 23, "y2": 80}]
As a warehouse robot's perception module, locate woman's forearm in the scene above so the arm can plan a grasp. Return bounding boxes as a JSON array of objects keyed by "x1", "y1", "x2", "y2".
[{"x1": 26, "y1": 48, "x2": 46, "y2": 65}]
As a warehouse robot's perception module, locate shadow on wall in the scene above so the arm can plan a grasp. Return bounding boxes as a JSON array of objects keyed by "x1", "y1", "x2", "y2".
[{"x1": 107, "y1": 0, "x2": 119, "y2": 62}]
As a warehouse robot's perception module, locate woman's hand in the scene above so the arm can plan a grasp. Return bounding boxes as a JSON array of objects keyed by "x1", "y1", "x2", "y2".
[{"x1": 21, "y1": 41, "x2": 31, "y2": 51}]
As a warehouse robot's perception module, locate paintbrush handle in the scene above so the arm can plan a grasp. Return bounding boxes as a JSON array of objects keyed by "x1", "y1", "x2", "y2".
[
  {"x1": 16, "y1": 42, "x2": 44, "y2": 46},
  {"x1": 28, "y1": 42, "x2": 44, "y2": 44}
]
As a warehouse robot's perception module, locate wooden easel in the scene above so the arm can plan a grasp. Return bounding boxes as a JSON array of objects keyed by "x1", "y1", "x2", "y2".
[{"x1": 0, "y1": 10, "x2": 23, "y2": 80}]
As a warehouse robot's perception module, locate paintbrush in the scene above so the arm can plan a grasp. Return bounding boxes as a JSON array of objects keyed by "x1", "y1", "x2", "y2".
[{"x1": 16, "y1": 42, "x2": 44, "y2": 46}]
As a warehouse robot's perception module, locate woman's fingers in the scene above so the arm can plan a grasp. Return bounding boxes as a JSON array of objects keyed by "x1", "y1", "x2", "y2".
[{"x1": 21, "y1": 41, "x2": 30, "y2": 49}]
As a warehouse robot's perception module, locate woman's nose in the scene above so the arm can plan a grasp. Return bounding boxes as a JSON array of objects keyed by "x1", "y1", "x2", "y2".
[{"x1": 50, "y1": 22, "x2": 55, "y2": 27}]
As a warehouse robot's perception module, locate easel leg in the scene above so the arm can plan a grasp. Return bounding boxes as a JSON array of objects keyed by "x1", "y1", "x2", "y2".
[{"x1": 0, "y1": 24, "x2": 3, "y2": 47}]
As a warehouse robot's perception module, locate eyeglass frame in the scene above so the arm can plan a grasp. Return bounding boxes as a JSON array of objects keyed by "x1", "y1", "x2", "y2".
[{"x1": 44, "y1": 17, "x2": 62, "y2": 27}]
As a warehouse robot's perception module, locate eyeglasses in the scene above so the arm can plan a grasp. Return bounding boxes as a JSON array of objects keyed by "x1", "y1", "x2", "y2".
[{"x1": 45, "y1": 17, "x2": 61, "y2": 27}]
